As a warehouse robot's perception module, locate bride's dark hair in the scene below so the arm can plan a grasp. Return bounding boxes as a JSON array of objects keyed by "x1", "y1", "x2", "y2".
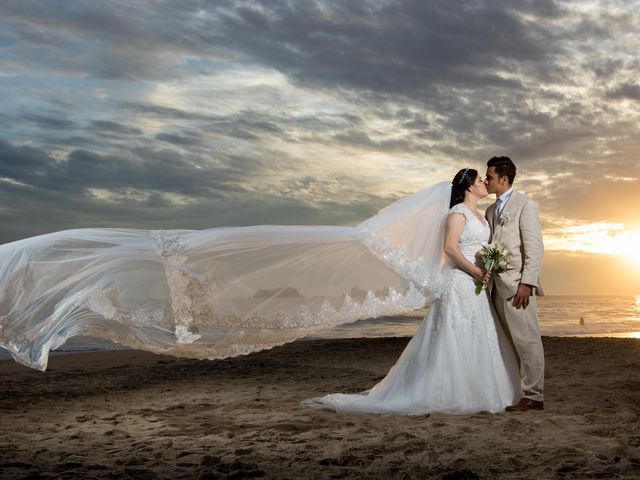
[{"x1": 449, "y1": 168, "x2": 478, "y2": 208}]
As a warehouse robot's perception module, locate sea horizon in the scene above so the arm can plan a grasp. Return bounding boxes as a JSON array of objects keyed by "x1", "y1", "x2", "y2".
[{"x1": 1, "y1": 294, "x2": 639, "y2": 362}]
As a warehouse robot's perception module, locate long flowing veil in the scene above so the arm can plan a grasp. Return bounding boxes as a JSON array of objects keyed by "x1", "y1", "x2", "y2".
[{"x1": 0, "y1": 182, "x2": 453, "y2": 370}]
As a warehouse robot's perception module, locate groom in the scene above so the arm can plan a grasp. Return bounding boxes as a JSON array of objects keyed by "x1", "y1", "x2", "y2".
[{"x1": 484, "y1": 156, "x2": 545, "y2": 412}]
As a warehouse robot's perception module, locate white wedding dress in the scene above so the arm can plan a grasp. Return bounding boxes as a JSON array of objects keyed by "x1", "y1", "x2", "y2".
[{"x1": 300, "y1": 203, "x2": 520, "y2": 415}]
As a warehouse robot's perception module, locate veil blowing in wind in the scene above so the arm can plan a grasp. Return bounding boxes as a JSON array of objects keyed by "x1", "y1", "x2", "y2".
[{"x1": 0, "y1": 182, "x2": 453, "y2": 371}]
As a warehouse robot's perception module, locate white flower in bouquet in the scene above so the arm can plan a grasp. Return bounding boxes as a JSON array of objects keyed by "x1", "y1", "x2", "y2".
[{"x1": 475, "y1": 243, "x2": 511, "y2": 294}]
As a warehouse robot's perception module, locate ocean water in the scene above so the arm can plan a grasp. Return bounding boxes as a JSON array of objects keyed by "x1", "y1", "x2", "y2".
[
  {"x1": 1, "y1": 295, "x2": 639, "y2": 361},
  {"x1": 536, "y1": 295, "x2": 640, "y2": 338},
  {"x1": 308, "y1": 295, "x2": 640, "y2": 339}
]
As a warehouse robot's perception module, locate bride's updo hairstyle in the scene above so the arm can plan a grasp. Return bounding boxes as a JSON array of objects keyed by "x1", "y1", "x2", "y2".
[{"x1": 449, "y1": 168, "x2": 478, "y2": 208}]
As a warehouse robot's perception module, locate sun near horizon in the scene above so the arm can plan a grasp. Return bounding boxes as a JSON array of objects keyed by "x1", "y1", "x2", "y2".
[
  {"x1": 542, "y1": 221, "x2": 640, "y2": 296},
  {"x1": 551, "y1": 225, "x2": 640, "y2": 267}
]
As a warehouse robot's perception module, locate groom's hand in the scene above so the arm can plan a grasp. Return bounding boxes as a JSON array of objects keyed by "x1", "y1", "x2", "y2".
[{"x1": 512, "y1": 284, "x2": 532, "y2": 309}]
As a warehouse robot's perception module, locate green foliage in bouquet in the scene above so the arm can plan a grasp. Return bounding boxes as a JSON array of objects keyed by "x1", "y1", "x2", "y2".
[{"x1": 475, "y1": 244, "x2": 511, "y2": 295}]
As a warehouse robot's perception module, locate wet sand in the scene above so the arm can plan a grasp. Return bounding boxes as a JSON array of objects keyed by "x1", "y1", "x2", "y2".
[{"x1": 1, "y1": 336, "x2": 640, "y2": 479}]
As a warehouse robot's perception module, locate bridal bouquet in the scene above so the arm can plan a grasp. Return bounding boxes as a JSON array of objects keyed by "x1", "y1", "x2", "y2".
[{"x1": 475, "y1": 244, "x2": 510, "y2": 294}]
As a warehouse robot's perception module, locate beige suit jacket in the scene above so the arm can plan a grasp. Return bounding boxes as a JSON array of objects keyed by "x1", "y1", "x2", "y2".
[{"x1": 485, "y1": 190, "x2": 544, "y2": 299}]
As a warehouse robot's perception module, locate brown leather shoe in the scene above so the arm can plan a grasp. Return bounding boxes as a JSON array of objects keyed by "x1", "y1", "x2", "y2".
[{"x1": 505, "y1": 398, "x2": 544, "y2": 412}]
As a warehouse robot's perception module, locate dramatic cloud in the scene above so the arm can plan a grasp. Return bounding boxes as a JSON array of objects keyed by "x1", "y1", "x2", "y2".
[
  {"x1": 607, "y1": 82, "x2": 640, "y2": 101},
  {"x1": 1, "y1": 0, "x2": 640, "y2": 292}
]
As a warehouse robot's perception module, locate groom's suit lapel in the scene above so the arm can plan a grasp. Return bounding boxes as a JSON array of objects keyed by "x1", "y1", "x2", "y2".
[
  {"x1": 487, "y1": 202, "x2": 496, "y2": 241},
  {"x1": 490, "y1": 190, "x2": 518, "y2": 240},
  {"x1": 486, "y1": 202, "x2": 498, "y2": 242},
  {"x1": 495, "y1": 190, "x2": 518, "y2": 233}
]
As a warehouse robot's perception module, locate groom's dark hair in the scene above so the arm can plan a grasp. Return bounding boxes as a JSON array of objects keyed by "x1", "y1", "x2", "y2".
[{"x1": 487, "y1": 156, "x2": 516, "y2": 184}]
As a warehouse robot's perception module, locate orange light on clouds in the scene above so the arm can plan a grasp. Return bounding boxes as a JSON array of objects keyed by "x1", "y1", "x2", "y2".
[{"x1": 545, "y1": 222, "x2": 640, "y2": 267}]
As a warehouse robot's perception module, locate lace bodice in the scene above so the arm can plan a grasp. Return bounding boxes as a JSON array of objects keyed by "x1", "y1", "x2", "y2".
[{"x1": 448, "y1": 203, "x2": 490, "y2": 263}]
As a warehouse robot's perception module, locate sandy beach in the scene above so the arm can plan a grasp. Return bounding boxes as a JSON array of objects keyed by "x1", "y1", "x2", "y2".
[{"x1": 1, "y1": 335, "x2": 640, "y2": 479}]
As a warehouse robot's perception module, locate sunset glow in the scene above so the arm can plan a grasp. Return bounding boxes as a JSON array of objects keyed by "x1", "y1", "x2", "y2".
[{"x1": 546, "y1": 223, "x2": 640, "y2": 267}]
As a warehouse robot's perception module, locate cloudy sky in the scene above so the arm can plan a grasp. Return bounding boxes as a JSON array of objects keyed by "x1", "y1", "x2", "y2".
[{"x1": 1, "y1": 0, "x2": 639, "y2": 294}]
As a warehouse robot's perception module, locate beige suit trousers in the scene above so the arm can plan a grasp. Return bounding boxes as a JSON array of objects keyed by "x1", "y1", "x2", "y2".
[{"x1": 491, "y1": 286, "x2": 545, "y2": 401}]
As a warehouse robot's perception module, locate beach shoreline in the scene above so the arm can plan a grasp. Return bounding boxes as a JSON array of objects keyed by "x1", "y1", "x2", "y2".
[
  {"x1": 3, "y1": 329, "x2": 640, "y2": 365},
  {"x1": 1, "y1": 336, "x2": 640, "y2": 479}
]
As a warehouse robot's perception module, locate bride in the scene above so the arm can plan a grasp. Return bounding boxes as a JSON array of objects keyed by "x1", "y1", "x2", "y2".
[
  {"x1": 0, "y1": 167, "x2": 519, "y2": 414},
  {"x1": 300, "y1": 168, "x2": 519, "y2": 415}
]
